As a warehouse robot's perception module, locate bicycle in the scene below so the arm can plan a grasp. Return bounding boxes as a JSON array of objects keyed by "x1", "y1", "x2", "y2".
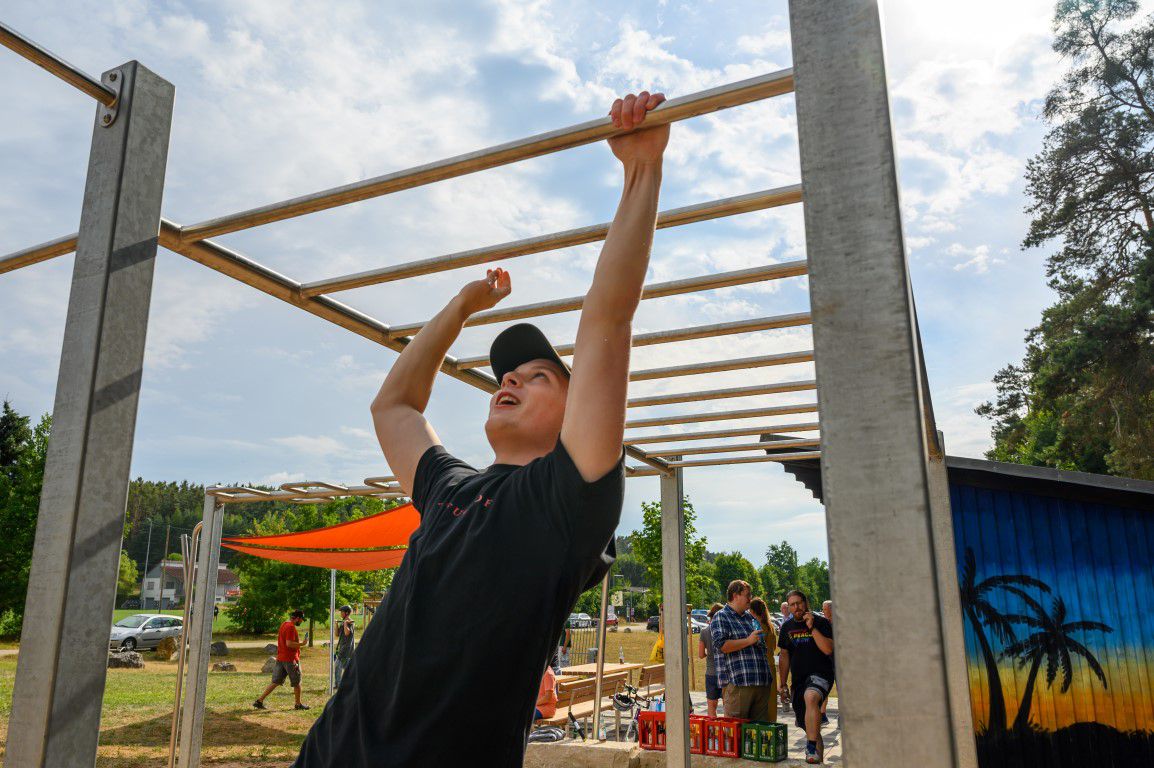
[{"x1": 612, "y1": 683, "x2": 656, "y2": 742}]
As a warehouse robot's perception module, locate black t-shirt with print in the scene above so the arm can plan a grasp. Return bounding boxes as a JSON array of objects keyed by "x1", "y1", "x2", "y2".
[
  {"x1": 294, "y1": 441, "x2": 623, "y2": 767},
  {"x1": 777, "y1": 614, "x2": 835, "y2": 683}
]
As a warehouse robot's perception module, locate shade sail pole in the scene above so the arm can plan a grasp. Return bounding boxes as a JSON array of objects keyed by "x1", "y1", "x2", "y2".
[{"x1": 329, "y1": 569, "x2": 336, "y2": 696}]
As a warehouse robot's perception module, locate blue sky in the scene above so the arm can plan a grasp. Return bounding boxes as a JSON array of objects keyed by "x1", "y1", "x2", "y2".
[{"x1": 0, "y1": 0, "x2": 1098, "y2": 564}]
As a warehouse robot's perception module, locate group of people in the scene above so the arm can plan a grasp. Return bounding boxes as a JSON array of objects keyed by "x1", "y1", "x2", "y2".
[
  {"x1": 252, "y1": 605, "x2": 357, "y2": 712},
  {"x1": 701, "y1": 581, "x2": 836, "y2": 765}
]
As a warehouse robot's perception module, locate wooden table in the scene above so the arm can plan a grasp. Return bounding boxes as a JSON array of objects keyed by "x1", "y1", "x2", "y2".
[{"x1": 563, "y1": 661, "x2": 644, "y2": 679}]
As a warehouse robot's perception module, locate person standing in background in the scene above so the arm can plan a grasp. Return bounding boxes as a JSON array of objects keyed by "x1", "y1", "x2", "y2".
[{"x1": 697, "y1": 602, "x2": 725, "y2": 717}]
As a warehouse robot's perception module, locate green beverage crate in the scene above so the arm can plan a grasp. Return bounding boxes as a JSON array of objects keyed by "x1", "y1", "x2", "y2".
[{"x1": 740, "y1": 721, "x2": 788, "y2": 762}]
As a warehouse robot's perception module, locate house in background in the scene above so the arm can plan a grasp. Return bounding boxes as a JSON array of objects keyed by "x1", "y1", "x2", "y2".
[{"x1": 141, "y1": 562, "x2": 238, "y2": 609}]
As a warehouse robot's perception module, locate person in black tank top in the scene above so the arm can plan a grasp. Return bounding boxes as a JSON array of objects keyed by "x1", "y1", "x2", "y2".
[{"x1": 293, "y1": 90, "x2": 671, "y2": 768}]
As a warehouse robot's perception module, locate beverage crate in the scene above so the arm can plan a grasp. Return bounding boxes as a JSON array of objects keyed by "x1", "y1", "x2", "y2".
[
  {"x1": 638, "y1": 711, "x2": 666, "y2": 751},
  {"x1": 688, "y1": 714, "x2": 706, "y2": 754},
  {"x1": 704, "y1": 716, "x2": 746, "y2": 757},
  {"x1": 741, "y1": 720, "x2": 788, "y2": 762}
]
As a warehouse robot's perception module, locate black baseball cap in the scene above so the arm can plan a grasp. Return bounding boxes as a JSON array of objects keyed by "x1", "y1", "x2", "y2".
[{"x1": 490, "y1": 323, "x2": 571, "y2": 384}]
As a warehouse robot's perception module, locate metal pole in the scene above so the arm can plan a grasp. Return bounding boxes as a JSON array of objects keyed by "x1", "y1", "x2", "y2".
[
  {"x1": 591, "y1": 573, "x2": 611, "y2": 740},
  {"x1": 329, "y1": 568, "x2": 336, "y2": 696},
  {"x1": 626, "y1": 380, "x2": 816, "y2": 409},
  {"x1": 6, "y1": 60, "x2": 174, "y2": 768},
  {"x1": 0, "y1": 21, "x2": 118, "y2": 105},
  {"x1": 140, "y1": 519, "x2": 153, "y2": 608},
  {"x1": 787, "y1": 1, "x2": 961, "y2": 764},
  {"x1": 177, "y1": 494, "x2": 225, "y2": 768},
  {"x1": 168, "y1": 525, "x2": 201, "y2": 768},
  {"x1": 660, "y1": 466, "x2": 690, "y2": 767},
  {"x1": 180, "y1": 71, "x2": 796, "y2": 242},
  {"x1": 625, "y1": 422, "x2": 820, "y2": 446},
  {"x1": 161, "y1": 525, "x2": 171, "y2": 610}
]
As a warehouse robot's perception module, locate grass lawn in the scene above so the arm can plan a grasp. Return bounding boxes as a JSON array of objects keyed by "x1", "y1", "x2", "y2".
[{"x1": 0, "y1": 623, "x2": 786, "y2": 765}]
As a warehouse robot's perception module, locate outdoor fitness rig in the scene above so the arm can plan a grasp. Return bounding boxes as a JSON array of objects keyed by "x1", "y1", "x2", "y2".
[{"x1": 0, "y1": 4, "x2": 978, "y2": 767}]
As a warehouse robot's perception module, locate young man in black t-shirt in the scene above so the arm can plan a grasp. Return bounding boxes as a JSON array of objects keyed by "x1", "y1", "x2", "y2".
[
  {"x1": 292, "y1": 92, "x2": 670, "y2": 768},
  {"x1": 777, "y1": 589, "x2": 835, "y2": 765}
]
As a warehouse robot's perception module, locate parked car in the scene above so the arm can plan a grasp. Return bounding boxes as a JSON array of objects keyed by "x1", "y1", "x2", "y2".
[
  {"x1": 647, "y1": 615, "x2": 661, "y2": 631},
  {"x1": 690, "y1": 609, "x2": 710, "y2": 623},
  {"x1": 575, "y1": 613, "x2": 593, "y2": 628},
  {"x1": 689, "y1": 617, "x2": 708, "y2": 634},
  {"x1": 109, "y1": 613, "x2": 183, "y2": 651}
]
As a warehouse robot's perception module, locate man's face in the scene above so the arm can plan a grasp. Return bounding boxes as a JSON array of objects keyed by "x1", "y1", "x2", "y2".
[
  {"x1": 340, "y1": 610, "x2": 351, "y2": 620},
  {"x1": 730, "y1": 587, "x2": 752, "y2": 613},
  {"x1": 292, "y1": 616, "x2": 303, "y2": 626},
  {"x1": 787, "y1": 595, "x2": 807, "y2": 620},
  {"x1": 822, "y1": 601, "x2": 833, "y2": 621},
  {"x1": 485, "y1": 360, "x2": 569, "y2": 448}
]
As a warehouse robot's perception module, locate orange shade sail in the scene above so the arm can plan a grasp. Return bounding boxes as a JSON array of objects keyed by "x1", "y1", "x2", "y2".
[
  {"x1": 222, "y1": 502, "x2": 419, "y2": 549},
  {"x1": 221, "y1": 502, "x2": 419, "y2": 571},
  {"x1": 222, "y1": 542, "x2": 407, "y2": 571}
]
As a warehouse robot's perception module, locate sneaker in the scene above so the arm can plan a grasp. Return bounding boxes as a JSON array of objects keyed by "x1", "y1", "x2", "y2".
[
  {"x1": 294, "y1": 703, "x2": 311, "y2": 710},
  {"x1": 806, "y1": 742, "x2": 820, "y2": 764},
  {"x1": 821, "y1": 712, "x2": 830, "y2": 725},
  {"x1": 252, "y1": 700, "x2": 265, "y2": 710}
]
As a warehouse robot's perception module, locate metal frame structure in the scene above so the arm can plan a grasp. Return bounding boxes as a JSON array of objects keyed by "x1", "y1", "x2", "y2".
[{"x1": 1, "y1": 3, "x2": 977, "y2": 766}]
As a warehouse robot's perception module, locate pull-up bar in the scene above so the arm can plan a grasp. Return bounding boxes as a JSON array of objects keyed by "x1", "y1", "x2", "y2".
[
  {"x1": 178, "y1": 70, "x2": 796, "y2": 242},
  {"x1": 0, "y1": 21, "x2": 117, "y2": 106}
]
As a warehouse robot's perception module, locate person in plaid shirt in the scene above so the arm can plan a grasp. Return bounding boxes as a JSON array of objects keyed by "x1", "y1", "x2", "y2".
[{"x1": 709, "y1": 579, "x2": 775, "y2": 721}]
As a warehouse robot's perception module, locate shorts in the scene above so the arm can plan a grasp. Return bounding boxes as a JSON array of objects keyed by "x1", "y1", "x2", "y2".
[
  {"x1": 792, "y1": 674, "x2": 832, "y2": 728},
  {"x1": 271, "y1": 660, "x2": 301, "y2": 687},
  {"x1": 705, "y1": 673, "x2": 722, "y2": 701}
]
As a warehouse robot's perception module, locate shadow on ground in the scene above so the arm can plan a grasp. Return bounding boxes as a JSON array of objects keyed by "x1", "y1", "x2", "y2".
[{"x1": 99, "y1": 709, "x2": 302, "y2": 748}]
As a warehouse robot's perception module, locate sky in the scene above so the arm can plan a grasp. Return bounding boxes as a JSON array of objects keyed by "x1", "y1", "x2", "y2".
[{"x1": 0, "y1": 0, "x2": 1102, "y2": 566}]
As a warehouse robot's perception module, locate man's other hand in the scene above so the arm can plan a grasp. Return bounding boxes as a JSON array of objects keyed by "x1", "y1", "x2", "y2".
[
  {"x1": 803, "y1": 611, "x2": 815, "y2": 630},
  {"x1": 458, "y1": 267, "x2": 512, "y2": 315},
  {"x1": 608, "y1": 91, "x2": 670, "y2": 165}
]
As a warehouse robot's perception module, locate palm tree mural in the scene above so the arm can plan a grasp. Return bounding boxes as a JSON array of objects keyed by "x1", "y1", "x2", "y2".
[
  {"x1": 1001, "y1": 594, "x2": 1113, "y2": 732},
  {"x1": 958, "y1": 548, "x2": 1050, "y2": 732}
]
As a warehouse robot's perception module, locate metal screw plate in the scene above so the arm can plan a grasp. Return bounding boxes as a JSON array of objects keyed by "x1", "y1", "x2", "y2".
[{"x1": 97, "y1": 68, "x2": 122, "y2": 127}]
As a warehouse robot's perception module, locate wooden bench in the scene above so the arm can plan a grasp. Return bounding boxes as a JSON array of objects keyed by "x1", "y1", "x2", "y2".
[
  {"x1": 535, "y1": 670, "x2": 630, "y2": 727},
  {"x1": 637, "y1": 662, "x2": 665, "y2": 699}
]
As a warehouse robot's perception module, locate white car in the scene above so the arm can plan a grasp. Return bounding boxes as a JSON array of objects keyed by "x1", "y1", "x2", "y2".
[{"x1": 109, "y1": 613, "x2": 183, "y2": 651}]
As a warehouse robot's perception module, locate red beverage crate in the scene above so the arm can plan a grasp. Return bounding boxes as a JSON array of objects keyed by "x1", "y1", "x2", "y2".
[
  {"x1": 688, "y1": 714, "x2": 707, "y2": 754},
  {"x1": 704, "y1": 716, "x2": 747, "y2": 757},
  {"x1": 638, "y1": 711, "x2": 666, "y2": 751}
]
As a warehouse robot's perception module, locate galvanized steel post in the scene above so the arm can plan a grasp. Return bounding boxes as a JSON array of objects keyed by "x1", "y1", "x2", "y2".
[
  {"x1": 7, "y1": 60, "x2": 174, "y2": 768},
  {"x1": 788, "y1": 1, "x2": 963, "y2": 764},
  {"x1": 660, "y1": 467, "x2": 690, "y2": 766}
]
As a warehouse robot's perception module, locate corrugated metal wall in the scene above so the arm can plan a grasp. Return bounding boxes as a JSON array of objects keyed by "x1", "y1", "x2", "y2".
[{"x1": 950, "y1": 481, "x2": 1154, "y2": 768}]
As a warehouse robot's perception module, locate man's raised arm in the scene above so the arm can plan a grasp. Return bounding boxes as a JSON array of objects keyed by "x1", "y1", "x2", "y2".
[
  {"x1": 560, "y1": 91, "x2": 670, "y2": 482},
  {"x1": 371, "y1": 269, "x2": 511, "y2": 494}
]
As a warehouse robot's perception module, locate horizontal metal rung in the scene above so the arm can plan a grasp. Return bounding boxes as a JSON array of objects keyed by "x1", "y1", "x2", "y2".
[
  {"x1": 646, "y1": 437, "x2": 821, "y2": 457},
  {"x1": 626, "y1": 450, "x2": 822, "y2": 474},
  {"x1": 387, "y1": 260, "x2": 807, "y2": 337},
  {"x1": 180, "y1": 69, "x2": 796, "y2": 242},
  {"x1": 630, "y1": 350, "x2": 814, "y2": 381},
  {"x1": 302, "y1": 185, "x2": 802, "y2": 297},
  {"x1": 455, "y1": 313, "x2": 811, "y2": 370},
  {"x1": 624, "y1": 421, "x2": 820, "y2": 445},
  {"x1": 0, "y1": 231, "x2": 79, "y2": 275},
  {"x1": 627, "y1": 379, "x2": 815, "y2": 408},
  {"x1": 626, "y1": 402, "x2": 819, "y2": 429},
  {"x1": 0, "y1": 22, "x2": 117, "y2": 106}
]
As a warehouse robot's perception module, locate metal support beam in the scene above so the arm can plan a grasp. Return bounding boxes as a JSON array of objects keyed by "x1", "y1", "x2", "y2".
[
  {"x1": 303, "y1": 186, "x2": 802, "y2": 296},
  {"x1": 0, "y1": 232, "x2": 79, "y2": 275},
  {"x1": 177, "y1": 495, "x2": 224, "y2": 768},
  {"x1": 455, "y1": 313, "x2": 811, "y2": 370},
  {"x1": 624, "y1": 421, "x2": 820, "y2": 445},
  {"x1": 7, "y1": 61, "x2": 174, "y2": 768},
  {"x1": 0, "y1": 21, "x2": 118, "y2": 105},
  {"x1": 660, "y1": 467, "x2": 691, "y2": 767},
  {"x1": 788, "y1": 1, "x2": 959, "y2": 764},
  {"x1": 626, "y1": 380, "x2": 815, "y2": 409},
  {"x1": 182, "y1": 71, "x2": 796, "y2": 242},
  {"x1": 387, "y1": 260, "x2": 807, "y2": 336},
  {"x1": 626, "y1": 402, "x2": 818, "y2": 429},
  {"x1": 646, "y1": 437, "x2": 820, "y2": 457},
  {"x1": 629, "y1": 350, "x2": 814, "y2": 382}
]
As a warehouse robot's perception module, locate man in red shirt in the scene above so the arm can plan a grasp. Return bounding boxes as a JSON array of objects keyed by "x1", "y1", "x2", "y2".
[{"x1": 254, "y1": 609, "x2": 310, "y2": 710}]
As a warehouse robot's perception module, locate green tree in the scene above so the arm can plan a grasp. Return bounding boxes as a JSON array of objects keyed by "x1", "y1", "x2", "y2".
[
  {"x1": 794, "y1": 557, "x2": 831, "y2": 607},
  {"x1": 116, "y1": 550, "x2": 140, "y2": 602},
  {"x1": 228, "y1": 496, "x2": 400, "y2": 639},
  {"x1": 978, "y1": 0, "x2": 1154, "y2": 479},
  {"x1": 0, "y1": 403, "x2": 49, "y2": 638},
  {"x1": 712, "y1": 552, "x2": 762, "y2": 598},
  {"x1": 629, "y1": 497, "x2": 712, "y2": 607}
]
